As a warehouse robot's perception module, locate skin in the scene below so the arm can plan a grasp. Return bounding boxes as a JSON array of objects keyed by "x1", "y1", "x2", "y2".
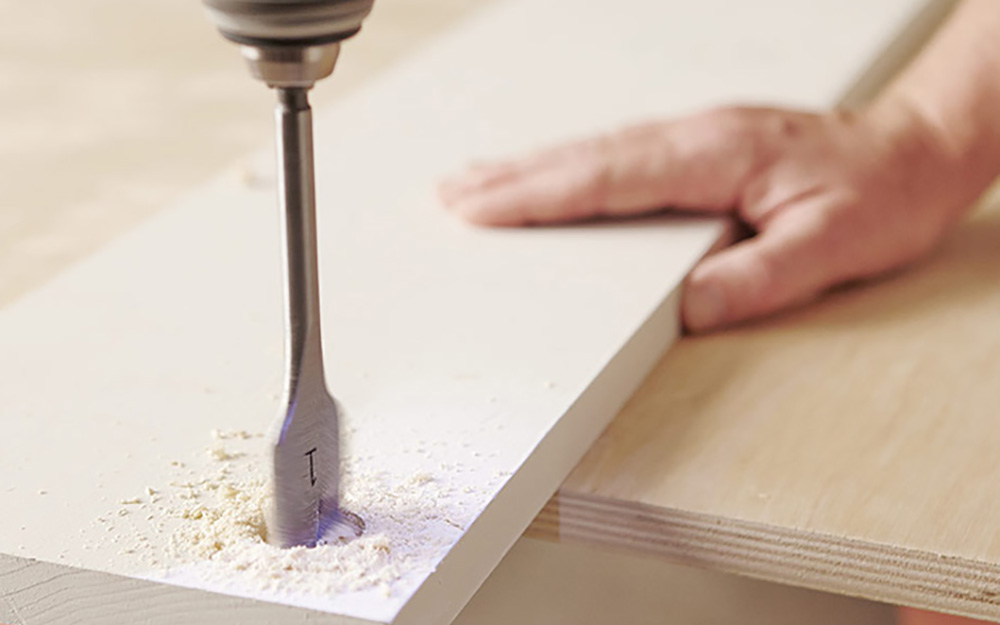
[
  {"x1": 439, "y1": 2, "x2": 1000, "y2": 622},
  {"x1": 440, "y1": 0, "x2": 1000, "y2": 334},
  {"x1": 896, "y1": 609, "x2": 995, "y2": 625}
]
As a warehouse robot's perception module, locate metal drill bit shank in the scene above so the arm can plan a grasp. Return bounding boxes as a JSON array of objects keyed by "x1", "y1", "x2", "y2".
[
  {"x1": 202, "y1": 0, "x2": 374, "y2": 549},
  {"x1": 267, "y1": 87, "x2": 339, "y2": 548}
]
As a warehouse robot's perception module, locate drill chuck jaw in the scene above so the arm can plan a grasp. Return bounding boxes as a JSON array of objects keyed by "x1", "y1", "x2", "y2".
[{"x1": 202, "y1": 0, "x2": 374, "y2": 88}]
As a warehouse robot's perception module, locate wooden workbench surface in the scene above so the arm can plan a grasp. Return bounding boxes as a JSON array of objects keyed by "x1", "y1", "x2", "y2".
[
  {"x1": 529, "y1": 197, "x2": 1000, "y2": 620},
  {"x1": 5, "y1": 0, "x2": 995, "y2": 622}
]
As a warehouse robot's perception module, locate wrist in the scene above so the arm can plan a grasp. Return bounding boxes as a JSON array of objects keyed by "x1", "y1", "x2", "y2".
[{"x1": 863, "y1": 92, "x2": 998, "y2": 219}]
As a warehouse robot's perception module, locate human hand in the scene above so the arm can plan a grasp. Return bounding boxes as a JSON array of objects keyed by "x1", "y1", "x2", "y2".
[{"x1": 439, "y1": 105, "x2": 973, "y2": 332}]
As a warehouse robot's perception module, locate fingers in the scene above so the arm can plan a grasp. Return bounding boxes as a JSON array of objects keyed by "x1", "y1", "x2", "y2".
[
  {"x1": 682, "y1": 206, "x2": 842, "y2": 332},
  {"x1": 439, "y1": 137, "x2": 614, "y2": 226},
  {"x1": 439, "y1": 109, "x2": 774, "y2": 226}
]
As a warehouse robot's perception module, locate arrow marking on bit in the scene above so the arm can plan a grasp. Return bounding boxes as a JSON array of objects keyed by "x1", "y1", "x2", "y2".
[{"x1": 305, "y1": 447, "x2": 318, "y2": 487}]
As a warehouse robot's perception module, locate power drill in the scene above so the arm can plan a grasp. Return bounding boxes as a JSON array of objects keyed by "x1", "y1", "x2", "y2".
[
  {"x1": 202, "y1": 0, "x2": 373, "y2": 89},
  {"x1": 201, "y1": 0, "x2": 374, "y2": 549}
]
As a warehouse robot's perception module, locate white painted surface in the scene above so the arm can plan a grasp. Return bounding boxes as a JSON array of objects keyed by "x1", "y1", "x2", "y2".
[{"x1": 0, "y1": 0, "x2": 929, "y2": 623}]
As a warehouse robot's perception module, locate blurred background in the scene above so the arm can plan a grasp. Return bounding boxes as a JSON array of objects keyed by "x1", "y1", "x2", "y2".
[{"x1": 0, "y1": 0, "x2": 488, "y2": 307}]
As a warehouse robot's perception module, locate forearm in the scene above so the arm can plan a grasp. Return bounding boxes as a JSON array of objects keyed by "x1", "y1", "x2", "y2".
[{"x1": 872, "y1": 0, "x2": 1000, "y2": 204}]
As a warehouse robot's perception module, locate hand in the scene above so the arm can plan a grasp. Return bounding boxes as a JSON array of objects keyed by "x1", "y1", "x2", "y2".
[{"x1": 439, "y1": 105, "x2": 972, "y2": 332}]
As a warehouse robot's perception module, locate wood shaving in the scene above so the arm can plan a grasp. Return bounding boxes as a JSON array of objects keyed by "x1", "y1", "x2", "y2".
[{"x1": 102, "y1": 430, "x2": 480, "y2": 601}]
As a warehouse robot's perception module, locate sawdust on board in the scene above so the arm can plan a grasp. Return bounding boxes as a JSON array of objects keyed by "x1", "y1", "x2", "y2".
[{"x1": 91, "y1": 429, "x2": 498, "y2": 599}]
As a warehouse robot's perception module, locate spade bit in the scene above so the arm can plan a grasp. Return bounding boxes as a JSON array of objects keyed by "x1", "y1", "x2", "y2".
[{"x1": 201, "y1": 0, "x2": 374, "y2": 548}]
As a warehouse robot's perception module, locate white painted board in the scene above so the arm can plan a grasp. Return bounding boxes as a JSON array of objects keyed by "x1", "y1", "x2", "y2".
[{"x1": 0, "y1": 0, "x2": 930, "y2": 623}]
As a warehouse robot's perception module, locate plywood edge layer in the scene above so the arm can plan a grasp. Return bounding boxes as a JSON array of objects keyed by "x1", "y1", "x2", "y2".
[
  {"x1": 526, "y1": 492, "x2": 1000, "y2": 622},
  {"x1": 0, "y1": 555, "x2": 374, "y2": 625}
]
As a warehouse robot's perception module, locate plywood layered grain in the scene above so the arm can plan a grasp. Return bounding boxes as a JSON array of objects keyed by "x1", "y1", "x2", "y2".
[
  {"x1": 531, "y1": 201, "x2": 1000, "y2": 621},
  {"x1": 452, "y1": 538, "x2": 895, "y2": 625}
]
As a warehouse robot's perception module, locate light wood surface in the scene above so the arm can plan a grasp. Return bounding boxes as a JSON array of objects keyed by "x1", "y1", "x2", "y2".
[
  {"x1": 0, "y1": 0, "x2": 958, "y2": 623},
  {"x1": 452, "y1": 538, "x2": 895, "y2": 625},
  {"x1": 530, "y1": 189, "x2": 1000, "y2": 621}
]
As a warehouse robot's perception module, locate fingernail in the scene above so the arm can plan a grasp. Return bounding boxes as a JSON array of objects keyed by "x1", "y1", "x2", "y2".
[{"x1": 684, "y1": 281, "x2": 727, "y2": 331}]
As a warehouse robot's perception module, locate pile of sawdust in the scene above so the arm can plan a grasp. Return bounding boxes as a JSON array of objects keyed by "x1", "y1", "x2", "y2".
[
  {"x1": 107, "y1": 430, "x2": 473, "y2": 599},
  {"x1": 164, "y1": 463, "x2": 403, "y2": 596}
]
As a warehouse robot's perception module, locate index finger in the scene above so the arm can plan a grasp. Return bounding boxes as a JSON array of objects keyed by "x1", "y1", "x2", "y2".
[{"x1": 438, "y1": 108, "x2": 772, "y2": 226}]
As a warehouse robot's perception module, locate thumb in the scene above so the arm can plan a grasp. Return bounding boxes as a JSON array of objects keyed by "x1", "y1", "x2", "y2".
[
  {"x1": 682, "y1": 208, "x2": 842, "y2": 332},
  {"x1": 439, "y1": 108, "x2": 773, "y2": 226}
]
